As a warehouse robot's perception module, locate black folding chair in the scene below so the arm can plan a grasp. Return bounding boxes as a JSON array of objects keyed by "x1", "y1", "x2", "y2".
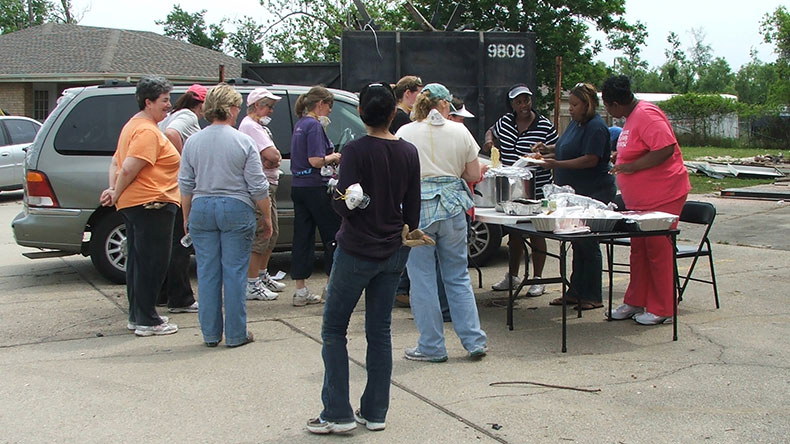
[
  {"x1": 675, "y1": 201, "x2": 720, "y2": 308},
  {"x1": 604, "y1": 199, "x2": 720, "y2": 309}
]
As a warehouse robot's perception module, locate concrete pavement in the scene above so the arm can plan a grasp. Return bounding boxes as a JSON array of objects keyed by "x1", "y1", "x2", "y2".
[{"x1": 0, "y1": 190, "x2": 788, "y2": 443}]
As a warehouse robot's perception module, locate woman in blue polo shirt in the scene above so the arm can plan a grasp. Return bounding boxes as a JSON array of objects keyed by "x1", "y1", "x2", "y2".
[{"x1": 538, "y1": 82, "x2": 616, "y2": 310}]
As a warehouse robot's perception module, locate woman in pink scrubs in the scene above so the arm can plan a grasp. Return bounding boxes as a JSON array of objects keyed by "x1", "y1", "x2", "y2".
[{"x1": 601, "y1": 75, "x2": 691, "y2": 325}]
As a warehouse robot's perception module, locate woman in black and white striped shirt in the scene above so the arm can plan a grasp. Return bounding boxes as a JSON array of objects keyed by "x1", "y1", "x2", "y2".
[{"x1": 483, "y1": 84, "x2": 558, "y2": 294}]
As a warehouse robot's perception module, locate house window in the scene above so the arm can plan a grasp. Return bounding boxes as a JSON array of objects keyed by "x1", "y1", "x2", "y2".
[{"x1": 34, "y1": 90, "x2": 49, "y2": 121}]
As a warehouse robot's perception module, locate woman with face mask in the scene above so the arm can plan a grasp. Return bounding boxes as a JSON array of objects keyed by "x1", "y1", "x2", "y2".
[
  {"x1": 239, "y1": 88, "x2": 286, "y2": 301},
  {"x1": 290, "y1": 86, "x2": 342, "y2": 307}
]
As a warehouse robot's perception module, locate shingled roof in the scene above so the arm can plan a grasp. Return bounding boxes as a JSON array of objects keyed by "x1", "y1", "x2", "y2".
[{"x1": 0, "y1": 23, "x2": 244, "y2": 83}]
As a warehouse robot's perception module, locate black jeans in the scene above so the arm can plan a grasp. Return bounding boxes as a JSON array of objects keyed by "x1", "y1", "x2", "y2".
[
  {"x1": 568, "y1": 184, "x2": 617, "y2": 303},
  {"x1": 120, "y1": 203, "x2": 176, "y2": 326},
  {"x1": 157, "y1": 207, "x2": 196, "y2": 308},
  {"x1": 291, "y1": 186, "x2": 340, "y2": 280}
]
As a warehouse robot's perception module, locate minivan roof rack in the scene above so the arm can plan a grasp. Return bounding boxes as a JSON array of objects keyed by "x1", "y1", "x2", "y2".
[
  {"x1": 98, "y1": 79, "x2": 135, "y2": 88},
  {"x1": 226, "y1": 78, "x2": 269, "y2": 86}
]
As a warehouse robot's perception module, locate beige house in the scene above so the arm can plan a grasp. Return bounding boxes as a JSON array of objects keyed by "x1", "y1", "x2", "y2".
[{"x1": 0, "y1": 23, "x2": 245, "y2": 120}]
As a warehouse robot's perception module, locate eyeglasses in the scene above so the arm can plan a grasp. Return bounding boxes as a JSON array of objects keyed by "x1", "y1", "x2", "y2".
[{"x1": 575, "y1": 82, "x2": 586, "y2": 88}]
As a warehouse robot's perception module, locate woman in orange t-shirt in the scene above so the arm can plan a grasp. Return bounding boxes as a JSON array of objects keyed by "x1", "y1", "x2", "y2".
[
  {"x1": 602, "y1": 75, "x2": 691, "y2": 325},
  {"x1": 99, "y1": 75, "x2": 181, "y2": 337}
]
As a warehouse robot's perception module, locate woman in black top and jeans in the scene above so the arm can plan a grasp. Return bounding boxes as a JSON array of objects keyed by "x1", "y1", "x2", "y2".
[{"x1": 307, "y1": 83, "x2": 421, "y2": 434}]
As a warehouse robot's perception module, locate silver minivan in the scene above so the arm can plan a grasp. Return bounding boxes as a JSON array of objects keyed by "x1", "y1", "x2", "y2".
[{"x1": 12, "y1": 82, "x2": 366, "y2": 283}]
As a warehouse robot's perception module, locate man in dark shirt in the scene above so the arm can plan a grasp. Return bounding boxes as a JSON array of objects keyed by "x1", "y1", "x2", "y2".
[{"x1": 389, "y1": 75, "x2": 423, "y2": 134}]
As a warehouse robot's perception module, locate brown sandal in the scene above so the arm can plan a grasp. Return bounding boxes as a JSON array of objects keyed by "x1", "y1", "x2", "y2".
[
  {"x1": 573, "y1": 301, "x2": 604, "y2": 310},
  {"x1": 549, "y1": 297, "x2": 579, "y2": 306}
]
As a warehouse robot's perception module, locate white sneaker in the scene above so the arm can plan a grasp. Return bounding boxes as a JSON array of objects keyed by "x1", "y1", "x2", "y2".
[
  {"x1": 608, "y1": 303, "x2": 644, "y2": 320},
  {"x1": 134, "y1": 322, "x2": 178, "y2": 336},
  {"x1": 634, "y1": 311, "x2": 672, "y2": 325},
  {"x1": 354, "y1": 409, "x2": 386, "y2": 431},
  {"x1": 306, "y1": 417, "x2": 356, "y2": 434},
  {"x1": 527, "y1": 282, "x2": 545, "y2": 296},
  {"x1": 293, "y1": 287, "x2": 323, "y2": 307},
  {"x1": 259, "y1": 271, "x2": 286, "y2": 292},
  {"x1": 492, "y1": 272, "x2": 520, "y2": 291},
  {"x1": 246, "y1": 279, "x2": 278, "y2": 301},
  {"x1": 168, "y1": 301, "x2": 199, "y2": 313},
  {"x1": 128, "y1": 316, "x2": 168, "y2": 331}
]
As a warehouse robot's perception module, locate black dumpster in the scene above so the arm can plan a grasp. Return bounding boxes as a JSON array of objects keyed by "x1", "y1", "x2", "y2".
[{"x1": 340, "y1": 31, "x2": 537, "y2": 143}]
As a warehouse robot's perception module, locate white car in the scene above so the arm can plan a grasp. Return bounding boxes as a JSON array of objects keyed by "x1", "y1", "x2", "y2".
[{"x1": 0, "y1": 116, "x2": 41, "y2": 192}]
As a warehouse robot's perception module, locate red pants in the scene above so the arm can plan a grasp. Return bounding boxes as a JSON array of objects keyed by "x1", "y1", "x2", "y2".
[{"x1": 623, "y1": 195, "x2": 687, "y2": 317}]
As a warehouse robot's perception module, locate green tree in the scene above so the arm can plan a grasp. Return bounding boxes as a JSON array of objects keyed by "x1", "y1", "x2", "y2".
[
  {"x1": 156, "y1": 5, "x2": 227, "y2": 52},
  {"x1": 0, "y1": 0, "x2": 80, "y2": 34},
  {"x1": 760, "y1": 5, "x2": 790, "y2": 60},
  {"x1": 735, "y1": 53, "x2": 777, "y2": 105},
  {"x1": 757, "y1": 6, "x2": 790, "y2": 106},
  {"x1": 50, "y1": 0, "x2": 78, "y2": 24},
  {"x1": 227, "y1": 16, "x2": 263, "y2": 63},
  {"x1": 608, "y1": 20, "x2": 648, "y2": 80},
  {"x1": 657, "y1": 31, "x2": 694, "y2": 93},
  {"x1": 695, "y1": 57, "x2": 735, "y2": 94},
  {"x1": 259, "y1": 0, "x2": 407, "y2": 63},
  {"x1": 0, "y1": 0, "x2": 48, "y2": 33}
]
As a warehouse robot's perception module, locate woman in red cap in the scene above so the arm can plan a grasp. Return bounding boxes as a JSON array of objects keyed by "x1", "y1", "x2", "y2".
[{"x1": 154, "y1": 83, "x2": 207, "y2": 314}]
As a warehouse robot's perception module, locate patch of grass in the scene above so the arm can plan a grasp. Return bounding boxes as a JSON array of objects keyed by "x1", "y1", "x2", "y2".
[
  {"x1": 682, "y1": 146, "x2": 784, "y2": 194},
  {"x1": 688, "y1": 175, "x2": 775, "y2": 194},
  {"x1": 682, "y1": 146, "x2": 785, "y2": 160}
]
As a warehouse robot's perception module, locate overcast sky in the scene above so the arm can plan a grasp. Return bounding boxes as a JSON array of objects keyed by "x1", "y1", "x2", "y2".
[{"x1": 73, "y1": 0, "x2": 780, "y2": 70}]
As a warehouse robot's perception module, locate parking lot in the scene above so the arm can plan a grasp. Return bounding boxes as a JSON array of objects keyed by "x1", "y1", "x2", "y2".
[{"x1": 1, "y1": 190, "x2": 789, "y2": 443}]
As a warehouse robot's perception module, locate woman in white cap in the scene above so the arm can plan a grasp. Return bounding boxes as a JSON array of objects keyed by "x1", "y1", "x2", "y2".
[
  {"x1": 396, "y1": 83, "x2": 488, "y2": 363},
  {"x1": 483, "y1": 84, "x2": 558, "y2": 297},
  {"x1": 239, "y1": 88, "x2": 286, "y2": 301},
  {"x1": 448, "y1": 97, "x2": 475, "y2": 123}
]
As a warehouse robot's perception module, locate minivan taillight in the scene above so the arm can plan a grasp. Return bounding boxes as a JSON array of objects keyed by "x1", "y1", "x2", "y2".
[{"x1": 25, "y1": 170, "x2": 60, "y2": 207}]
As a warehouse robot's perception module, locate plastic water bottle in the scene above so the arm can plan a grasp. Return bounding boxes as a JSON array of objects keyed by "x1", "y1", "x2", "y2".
[{"x1": 180, "y1": 234, "x2": 192, "y2": 248}]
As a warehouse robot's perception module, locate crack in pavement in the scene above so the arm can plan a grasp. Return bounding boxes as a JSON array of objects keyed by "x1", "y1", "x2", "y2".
[{"x1": 275, "y1": 318, "x2": 511, "y2": 444}]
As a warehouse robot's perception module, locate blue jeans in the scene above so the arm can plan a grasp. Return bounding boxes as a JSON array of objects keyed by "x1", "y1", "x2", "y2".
[
  {"x1": 395, "y1": 258, "x2": 450, "y2": 320},
  {"x1": 406, "y1": 212, "x2": 487, "y2": 357},
  {"x1": 320, "y1": 246, "x2": 409, "y2": 423},
  {"x1": 188, "y1": 197, "x2": 255, "y2": 346}
]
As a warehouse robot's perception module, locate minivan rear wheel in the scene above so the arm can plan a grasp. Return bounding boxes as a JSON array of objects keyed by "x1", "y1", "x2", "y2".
[
  {"x1": 89, "y1": 212, "x2": 127, "y2": 284},
  {"x1": 468, "y1": 221, "x2": 502, "y2": 266}
]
